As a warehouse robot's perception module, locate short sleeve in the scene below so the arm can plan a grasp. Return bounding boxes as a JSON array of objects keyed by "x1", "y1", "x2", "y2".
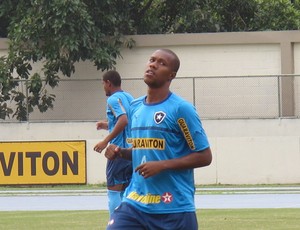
[{"x1": 177, "y1": 101, "x2": 210, "y2": 151}]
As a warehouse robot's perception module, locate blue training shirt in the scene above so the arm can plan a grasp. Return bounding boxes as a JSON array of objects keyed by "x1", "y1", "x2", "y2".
[
  {"x1": 123, "y1": 92, "x2": 210, "y2": 214},
  {"x1": 106, "y1": 90, "x2": 134, "y2": 148}
]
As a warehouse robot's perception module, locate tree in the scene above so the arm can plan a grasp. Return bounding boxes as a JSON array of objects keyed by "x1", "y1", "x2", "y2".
[
  {"x1": 0, "y1": 0, "x2": 136, "y2": 120},
  {"x1": 156, "y1": 0, "x2": 300, "y2": 33},
  {"x1": 252, "y1": 0, "x2": 300, "y2": 31},
  {"x1": 131, "y1": 0, "x2": 203, "y2": 34}
]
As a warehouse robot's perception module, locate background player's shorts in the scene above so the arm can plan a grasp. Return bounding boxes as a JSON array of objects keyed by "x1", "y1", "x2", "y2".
[
  {"x1": 106, "y1": 158, "x2": 132, "y2": 187},
  {"x1": 106, "y1": 202, "x2": 198, "y2": 230}
]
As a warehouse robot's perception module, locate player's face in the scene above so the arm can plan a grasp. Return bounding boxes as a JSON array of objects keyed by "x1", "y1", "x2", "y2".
[{"x1": 144, "y1": 50, "x2": 176, "y2": 88}]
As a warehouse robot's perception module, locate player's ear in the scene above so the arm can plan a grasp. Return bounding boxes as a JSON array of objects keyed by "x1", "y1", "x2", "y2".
[
  {"x1": 168, "y1": 72, "x2": 176, "y2": 81},
  {"x1": 106, "y1": 80, "x2": 112, "y2": 86}
]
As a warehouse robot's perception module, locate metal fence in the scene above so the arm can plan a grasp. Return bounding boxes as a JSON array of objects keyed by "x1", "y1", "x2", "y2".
[{"x1": 1, "y1": 75, "x2": 300, "y2": 122}]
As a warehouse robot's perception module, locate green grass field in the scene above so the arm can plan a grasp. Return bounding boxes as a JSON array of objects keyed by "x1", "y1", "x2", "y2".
[
  {"x1": 1, "y1": 185, "x2": 300, "y2": 229},
  {"x1": 1, "y1": 209, "x2": 300, "y2": 230}
]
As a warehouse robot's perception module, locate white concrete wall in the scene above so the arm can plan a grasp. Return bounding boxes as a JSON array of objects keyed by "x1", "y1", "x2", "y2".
[
  {"x1": 1, "y1": 119, "x2": 300, "y2": 185},
  {"x1": 294, "y1": 43, "x2": 300, "y2": 116},
  {"x1": 25, "y1": 33, "x2": 300, "y2": 120},
  {"x1": 202, "y1": 118, "x2": 300, "y2": 184},
  {"x1": 116, "y1": 44, "x2": 281, "y2": 78}
]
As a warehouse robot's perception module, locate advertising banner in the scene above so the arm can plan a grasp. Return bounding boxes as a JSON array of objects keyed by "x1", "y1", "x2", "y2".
[{"x1": 0, "y1": 141, "x2": 86, "y2": 185}]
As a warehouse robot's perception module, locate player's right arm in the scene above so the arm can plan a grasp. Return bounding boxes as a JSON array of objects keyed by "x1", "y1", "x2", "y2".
[{"x1": 104, "y1": 144, "x2": 132, "y2": 161}]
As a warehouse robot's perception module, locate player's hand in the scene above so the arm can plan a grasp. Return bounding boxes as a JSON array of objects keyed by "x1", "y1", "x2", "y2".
[
  {"x1": 104, "y1": 144, "x2": 120, "y2": 160},
  {"x1": 135, "y1": 161, "x2": 165, "y2": 178},
  {"x1": 96, "y1": 120, "x2": 107, "y2": 130},
  {"x1": 93, "y1": 141, "x2": 107, "y2": 153}
]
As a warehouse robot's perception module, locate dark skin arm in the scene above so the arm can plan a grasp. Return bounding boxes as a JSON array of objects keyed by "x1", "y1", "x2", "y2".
[
  {"x1": 136, "y1": 147, "x2": 212, "y2": 178},
  {"x1": 105, "y1": 144, "x2": 132, "y2": 161},
  {"x1": 104, "y1": 144, "x2": 212, "y2": 179},
  {"x1": 94, "y1": 114, "x2": 128, "y2": 153}
]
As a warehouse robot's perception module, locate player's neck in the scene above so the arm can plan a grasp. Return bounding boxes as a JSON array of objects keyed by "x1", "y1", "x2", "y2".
[
  {"x1": 111, "y1": 87, "x2": 122, "y2": 94},
  {"x1": 146, "y1": 88, "x2": 170, "y2": 104}
]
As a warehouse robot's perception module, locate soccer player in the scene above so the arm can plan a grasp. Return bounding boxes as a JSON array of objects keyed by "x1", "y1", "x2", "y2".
[
  {"x1": 104, "y1": 49, "x2": 212, "y2": 230},
  {"x1": 94, "y1": 70, "x2": 133, "y2": 217}
]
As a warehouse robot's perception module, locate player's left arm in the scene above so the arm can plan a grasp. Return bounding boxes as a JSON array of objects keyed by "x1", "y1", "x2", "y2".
[
  {"x1": 135, "y1": 148, "x2": 212, "y2": 178},
  {"x1": 163, "y1": 147, "x2": 212, "y2": 169}
]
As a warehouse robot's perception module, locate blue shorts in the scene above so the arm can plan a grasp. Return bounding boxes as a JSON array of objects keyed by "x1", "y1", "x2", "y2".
[
  {"x1": 106, "y1": 158, "x2": 132, "y2": 187},
  {"x1": 106, "y1": 202, "x2": 198, "y2": 230}
]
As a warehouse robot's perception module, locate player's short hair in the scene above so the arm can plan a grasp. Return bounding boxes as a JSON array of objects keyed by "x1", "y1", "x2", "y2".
[
  {"x1": 103, "y1": 70, "x2": 121, "y2": 86},
  {"x1": 159, "y1": 48, "x2": 180, "y2": 73}
]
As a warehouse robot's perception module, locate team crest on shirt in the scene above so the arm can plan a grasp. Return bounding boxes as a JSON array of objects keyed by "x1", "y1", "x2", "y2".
[
  {"x1": 154, "y1": 111, "x2": 166, "y2": 124},
  {"x1": 161, "y1": 192, "x2": 173, "y2": 203}
]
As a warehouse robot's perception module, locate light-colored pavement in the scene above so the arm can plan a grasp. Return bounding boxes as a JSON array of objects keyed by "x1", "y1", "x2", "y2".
[{"x1": 1, "y1": 187, "x2": 300, "y2": 211}]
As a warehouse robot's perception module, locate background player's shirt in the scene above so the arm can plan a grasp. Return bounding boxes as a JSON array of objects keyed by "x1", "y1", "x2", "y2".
[
  {"x1": 123, "y1": 92, "x2": 210, "y2": 214},
  {"x1": 106, "y1": 90, "x2": 134, "y2": 148}
]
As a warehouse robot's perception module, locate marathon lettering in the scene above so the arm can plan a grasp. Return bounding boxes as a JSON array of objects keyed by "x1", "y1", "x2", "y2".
[
  {"x1": 0, "y1": 151, "x2": 78, "y2": 176},
  {"x1": 177, "y1": 118, "x2": 195, "y2": 150},
  {"x1": 127, "y1": 191, "x2": 161, "y2": 204},
  {"x1": 131, "y1": 138, "x2": 165, "y2": 150}
]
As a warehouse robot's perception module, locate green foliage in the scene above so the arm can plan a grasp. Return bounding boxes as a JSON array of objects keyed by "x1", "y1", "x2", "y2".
[
  {"x1": 252, "y1": 0, "x2": 300, "y2": 31},
  {"x1": 148, "y1": 0, "x2": 300, "y2": 33},
  {"x1": 207, "y1": 0, "x2": 258, "y2": 32},
  {"x1": 0, "y1": 0, "x2": 136, "y2": 121}
]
